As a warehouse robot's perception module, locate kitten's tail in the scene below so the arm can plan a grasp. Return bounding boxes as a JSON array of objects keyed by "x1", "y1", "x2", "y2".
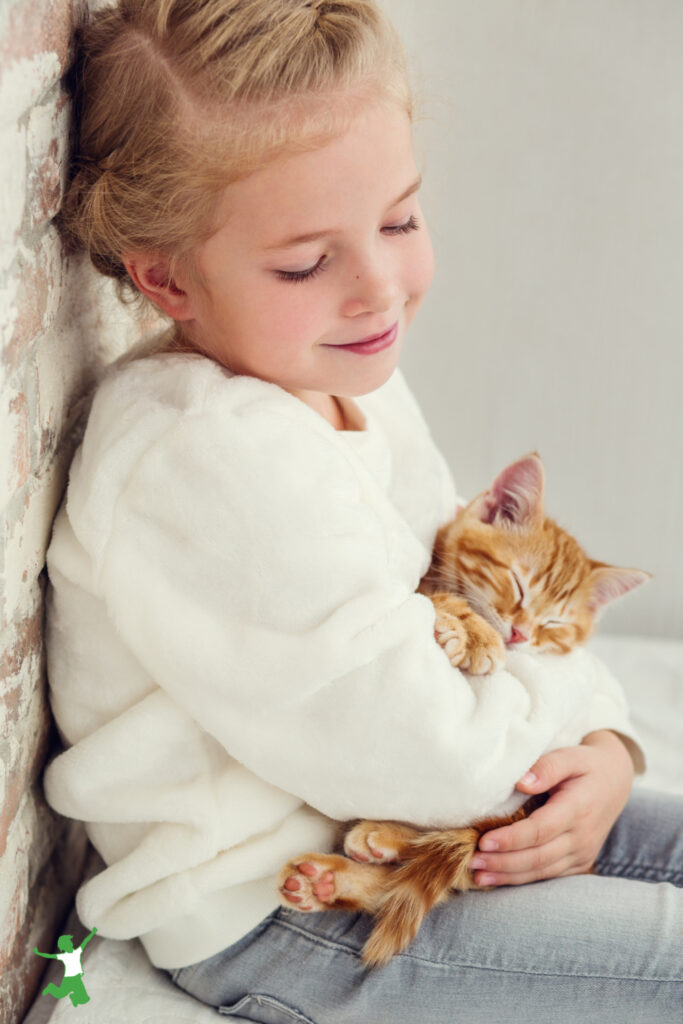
[
  {"x1": 361, "y1": 825, "x2": 481, "y2": 968},
  {"x1": 362, "y1": 805, "x2": 531, "y2": 968}
]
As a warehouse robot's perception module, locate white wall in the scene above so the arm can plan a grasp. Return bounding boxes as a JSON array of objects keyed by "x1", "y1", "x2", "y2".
[{"x1": 389, "y1": 0, "x2": 683, "y2": 638}]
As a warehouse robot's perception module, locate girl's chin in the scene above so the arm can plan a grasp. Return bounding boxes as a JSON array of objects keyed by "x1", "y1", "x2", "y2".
[{"x1": 346, "y1": 349, "x2": 402, "y2": 396}]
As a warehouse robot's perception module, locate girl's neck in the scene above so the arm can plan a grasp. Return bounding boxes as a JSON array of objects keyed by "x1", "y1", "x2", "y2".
[{"x1": 282, "y1": 388, "x2": 347, "y2": 431}]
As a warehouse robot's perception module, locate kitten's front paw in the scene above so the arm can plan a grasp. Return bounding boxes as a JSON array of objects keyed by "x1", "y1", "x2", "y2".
[
  {"x1": 459, "y1": 620, "x2": 506, "y2": 675},
  {"x1": 434, "y1": 612, "x2": 469, "y2": 667}
]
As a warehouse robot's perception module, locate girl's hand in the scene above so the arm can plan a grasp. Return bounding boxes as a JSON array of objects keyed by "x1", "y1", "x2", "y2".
[{"x1": 469, "y1": 730, "x2": 634, "y2": 887}]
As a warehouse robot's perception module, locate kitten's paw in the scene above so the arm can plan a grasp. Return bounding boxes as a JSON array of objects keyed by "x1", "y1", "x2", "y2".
[
  {"x1": 278, "y1": 854, "x2": 344, "y2": 912},
  {"x1": 344, "y1": 821, "x2": 403, "y2": 863},
  {"x1": 278, "y1": 853, "x2": 388, "y2": 914},
  {"x1": 459, "y1": 623, "x2": 506, "y2": 675},
  {"x1": 434, "y1": 612, "x2": 469, "y2": 667}
]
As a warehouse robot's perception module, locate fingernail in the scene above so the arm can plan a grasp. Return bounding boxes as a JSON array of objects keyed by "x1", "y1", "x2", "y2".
[
  {"x1": 470, "y1": 856, "x2": 487, "y2": 870},
  {"x1": 519, "y1": 771, "x2": 538, "y2": 786},
  {"x1": 479, "y1": 838, "x2": 498, "y2": 852},
  {"x1": 478, "y1": 873, "x2": 496, "y2": 886}
]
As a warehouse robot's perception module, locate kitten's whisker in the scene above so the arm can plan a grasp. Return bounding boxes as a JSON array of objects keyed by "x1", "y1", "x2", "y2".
[
  {"x1": 424, "y1": 563, "x2": 507, "y2": 639},
  {"x1": 458, "y1": 584, "x2": 506, "y2": 638}
]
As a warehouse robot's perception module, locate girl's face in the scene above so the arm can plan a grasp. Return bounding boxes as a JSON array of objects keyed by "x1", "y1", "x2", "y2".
[{"x1": 181, "y1": 100, "x2": 434, "y2": 411}]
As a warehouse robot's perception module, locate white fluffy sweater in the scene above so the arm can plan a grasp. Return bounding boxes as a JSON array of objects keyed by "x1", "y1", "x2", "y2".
[{"x1": 44, "y1": 352, "x2": 643, "y2": 969}]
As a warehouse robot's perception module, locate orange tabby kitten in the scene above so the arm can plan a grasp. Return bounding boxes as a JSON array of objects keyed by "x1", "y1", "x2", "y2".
[{"x1": 278, "y1": 453, "x2": 649, "y2": 967}]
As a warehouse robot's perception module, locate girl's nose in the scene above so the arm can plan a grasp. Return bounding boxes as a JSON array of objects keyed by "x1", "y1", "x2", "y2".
[{"x1": 341, "y1": 264, "x2": 399, "y2": 318}]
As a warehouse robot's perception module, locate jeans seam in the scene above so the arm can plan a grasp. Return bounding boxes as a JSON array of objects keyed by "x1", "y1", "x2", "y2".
[
  {"x1": 273, "y1": 918, "x2": 682, "y2": 983},
  {"x1": 595, "y1": 858, "x2": 683, "y2": 885},
  {"x1": 218, "y1": 993, "x2": 316, "y2": 1023}
]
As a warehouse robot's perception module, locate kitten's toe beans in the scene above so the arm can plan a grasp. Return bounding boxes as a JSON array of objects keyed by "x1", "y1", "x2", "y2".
[
  {"x1": 312, "y1": 872, "x2": 336, "y2": 901},
  {"x1": 278, "y1": 855, "x2": 345, "y2": 912}
]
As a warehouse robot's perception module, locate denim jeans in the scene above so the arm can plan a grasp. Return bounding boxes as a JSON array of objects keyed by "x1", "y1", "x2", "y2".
[{"x1": 167, "y1": 788, "x2": 683, "y2": 1023}]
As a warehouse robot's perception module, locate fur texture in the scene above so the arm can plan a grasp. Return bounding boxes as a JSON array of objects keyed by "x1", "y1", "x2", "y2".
[{"x1": 279, "y1": 453, "x2": 650, "y2": 967}]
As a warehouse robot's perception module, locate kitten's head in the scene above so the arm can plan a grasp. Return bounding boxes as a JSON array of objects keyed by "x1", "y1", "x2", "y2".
[{"x1": 430, "y1": 453, "x2": 651, "y2": 654}]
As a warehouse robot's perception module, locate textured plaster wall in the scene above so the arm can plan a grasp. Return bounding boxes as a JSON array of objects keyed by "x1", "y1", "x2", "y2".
[{"x1": 0, "y1": 2, "x2": 155, "y2": 1019}]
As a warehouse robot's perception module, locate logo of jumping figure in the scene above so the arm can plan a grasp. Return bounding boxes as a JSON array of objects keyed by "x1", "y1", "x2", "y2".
[{"x1": 34, "y1": 927, "x2": 98, "y2": 1007}]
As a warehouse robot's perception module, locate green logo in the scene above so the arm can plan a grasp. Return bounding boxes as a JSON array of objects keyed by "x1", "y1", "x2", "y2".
[{"x1": 34, "y1": 927, "x2": 98, "y2": 1007}]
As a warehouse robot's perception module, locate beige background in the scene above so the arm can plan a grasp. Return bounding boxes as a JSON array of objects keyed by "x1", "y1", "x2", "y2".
[{"x1": 389, "y1": 0, "x2": 683, "y2": 638}]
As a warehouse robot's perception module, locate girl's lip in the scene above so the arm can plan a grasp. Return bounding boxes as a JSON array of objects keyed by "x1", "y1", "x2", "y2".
[{"x1": 330, "y1": 321, "x2": 399, "y2": 354}]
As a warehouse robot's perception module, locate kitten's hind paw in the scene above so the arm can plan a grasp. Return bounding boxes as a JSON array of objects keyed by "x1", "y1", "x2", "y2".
[
  {"x1": 278, "y1": 855, "x2": 343, "y2": 912},
  {"x1": 278, "y1": 853, "x2": 392, "y2": 914},
  {"x1": 344, "y1": 820, "x2": 422, "y2": 864}
]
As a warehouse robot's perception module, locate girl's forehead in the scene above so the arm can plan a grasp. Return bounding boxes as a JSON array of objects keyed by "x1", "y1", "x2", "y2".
[{"x1": 210, "y1": 101, "x2": 417, "y2": 240}]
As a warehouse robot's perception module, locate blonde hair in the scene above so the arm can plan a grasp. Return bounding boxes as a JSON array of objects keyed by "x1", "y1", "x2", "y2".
[{"x1": 58, "y1": 0, "x2": 413, "y2": 303}]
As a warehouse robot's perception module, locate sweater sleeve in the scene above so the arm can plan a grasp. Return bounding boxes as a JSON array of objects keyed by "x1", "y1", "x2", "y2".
[{"x1": 91, "y1": 384, "x2": 641, "y2": 828}]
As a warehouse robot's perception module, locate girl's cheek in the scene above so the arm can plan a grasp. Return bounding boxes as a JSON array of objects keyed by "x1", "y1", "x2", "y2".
[{"x1": 269, "y1": 298, "x2": 321, "y2": 350}]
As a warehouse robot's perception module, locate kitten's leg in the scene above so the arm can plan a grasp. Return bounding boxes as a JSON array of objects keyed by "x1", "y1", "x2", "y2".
[
  {"x1": 430, "y1": 592, "x2": 506, "y2": 675},
  {"x1": 278, "y1": 853, "x2": 392, "y2": 913},
  {"x1": 362, "y1": 804, "x2": 532, "y2": 967},
  {"x1": 344, "y1": 820, "x2": 423, "y2": 864}
]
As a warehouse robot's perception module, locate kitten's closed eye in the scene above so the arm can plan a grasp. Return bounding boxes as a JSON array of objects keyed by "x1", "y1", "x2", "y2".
[{"x1": 509, "y1": 571, "x2": 524, "y2": 605}]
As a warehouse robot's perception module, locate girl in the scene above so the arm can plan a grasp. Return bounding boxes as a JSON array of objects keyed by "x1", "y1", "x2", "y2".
[{"x1": 44, "y1": 1, "x2": 682, "y2": 1021}]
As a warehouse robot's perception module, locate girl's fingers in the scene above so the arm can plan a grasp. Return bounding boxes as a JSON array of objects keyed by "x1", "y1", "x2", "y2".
[
  {"x1": 515, "y1": 744, "x2": 590, "y2": 796},
  {"x1": 478, "y1": 796, "x2": 574, "y2": 853},
  {"x1": 471, "y1": 833, "x2": 572, "y2": 880},
  {"x1": 473, "y1": 850, "x2": 582, "y2": 888}
]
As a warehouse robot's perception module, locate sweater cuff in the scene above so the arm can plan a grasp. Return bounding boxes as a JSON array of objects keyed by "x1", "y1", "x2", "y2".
[
  {"x1": 582, "y1": 693, "x2": 646, "y2": 774},
  {"x1": 606, "y1": 730, "x2": 646, "y2": 775}
]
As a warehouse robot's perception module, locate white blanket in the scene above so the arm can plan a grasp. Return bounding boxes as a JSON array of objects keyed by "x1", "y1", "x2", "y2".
[{"x1": 25, "y1": 633, "x2": 683, "y2": 1024}]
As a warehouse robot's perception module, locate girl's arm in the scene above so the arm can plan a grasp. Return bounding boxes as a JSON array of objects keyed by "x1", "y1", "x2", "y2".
[{"x1": 33, "y1": 949, "x2": 58, "y2": 958}]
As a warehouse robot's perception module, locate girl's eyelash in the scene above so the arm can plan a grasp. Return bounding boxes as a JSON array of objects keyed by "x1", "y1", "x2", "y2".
[
  {"x1": 275, "y1": 258, "x2": 328, "y2": 284},
  {"x1": 275, "y1": 215, "x2": 420, "y2": 283},
  {"x1": 383, "y1": 214, "x2": 420, "y2": 235}
]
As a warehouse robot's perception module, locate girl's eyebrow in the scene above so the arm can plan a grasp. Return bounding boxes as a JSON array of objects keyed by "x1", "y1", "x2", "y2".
[{"x1": 264, "y1": 175, "x2": 422, "y2": 251}]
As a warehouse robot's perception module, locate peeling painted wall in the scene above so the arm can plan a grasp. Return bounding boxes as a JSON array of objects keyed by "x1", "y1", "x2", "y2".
[{"x1": 0, "y1": 3, "x2": 158, "y2": 1020}]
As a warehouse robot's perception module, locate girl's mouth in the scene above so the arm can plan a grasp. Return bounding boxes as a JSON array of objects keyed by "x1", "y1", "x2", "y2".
[{"x1": 329, "y1": 321, "x2": 399, "y2": 355}]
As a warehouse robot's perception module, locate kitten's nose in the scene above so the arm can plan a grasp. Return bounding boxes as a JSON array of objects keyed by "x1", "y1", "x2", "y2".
[{"x1": 508, "y1": 626, "x2": 528, "y2": 645}]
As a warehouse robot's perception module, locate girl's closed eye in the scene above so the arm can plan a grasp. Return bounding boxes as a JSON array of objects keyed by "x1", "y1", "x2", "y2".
[
  {"x1": 275, "y1": 215, "x2": 420, "y2": 284},
  {"x1": 275, "y1": 258, "x2": 329, "y2": 284},
  {"x1": 383, "y1": 213, "x2": 420, "y2": 236}
]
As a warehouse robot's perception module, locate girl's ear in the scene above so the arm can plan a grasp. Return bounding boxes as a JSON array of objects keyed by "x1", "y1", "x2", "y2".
[{"x1": 123, "y1": 254, "x2": 195, "y2": 320}]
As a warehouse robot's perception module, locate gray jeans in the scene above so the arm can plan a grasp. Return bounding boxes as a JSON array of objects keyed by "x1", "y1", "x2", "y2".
[{"x1": 168, "y1": 788, "x2": 683, "y2": 1023}]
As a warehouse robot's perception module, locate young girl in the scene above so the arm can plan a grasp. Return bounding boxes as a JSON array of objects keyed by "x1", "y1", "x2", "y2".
[{"x1": 44, "y1": 1, "x2": 682, "y2": 1021}]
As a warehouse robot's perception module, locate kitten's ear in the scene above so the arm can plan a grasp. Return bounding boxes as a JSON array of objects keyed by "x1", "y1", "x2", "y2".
[
  {"x1": 478, "y1": 452, "x2": 545, "y2": 529},
  {"x1": 586, "y1": 564, "x2": 652, "y2": 614}
]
